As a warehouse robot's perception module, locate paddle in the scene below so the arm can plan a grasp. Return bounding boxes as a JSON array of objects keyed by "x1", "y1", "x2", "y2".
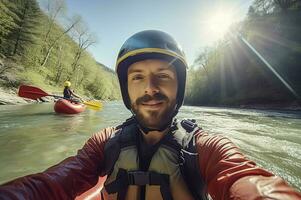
[{"x1": 18, "y1": 85, "x2": 102, "y2": 110}]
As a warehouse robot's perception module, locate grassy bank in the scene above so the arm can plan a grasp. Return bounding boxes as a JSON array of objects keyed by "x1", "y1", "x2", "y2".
[{"x1": 0, "y1": 0, "x2": 120, "y2": 100}]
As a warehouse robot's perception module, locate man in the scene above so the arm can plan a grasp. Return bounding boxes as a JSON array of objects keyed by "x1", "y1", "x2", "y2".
[
  {"x1": 63, "y1": 81, "x2": 83, "y2": 103},
  {"x1": 63, "y1": 81, "x2": 82, "y2": 102},
  {"x1": 0, "y1": 30, "x2": 300, "y2": 200}
]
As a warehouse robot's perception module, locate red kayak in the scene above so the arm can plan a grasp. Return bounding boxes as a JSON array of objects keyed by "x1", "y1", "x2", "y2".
[{"x1": 54, "y1": 99, "x2": 86, "y2": 114}]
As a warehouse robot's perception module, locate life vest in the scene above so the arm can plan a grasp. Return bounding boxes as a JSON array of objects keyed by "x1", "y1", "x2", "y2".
[
  {"x1": 63, "y1": 87, "x2": 72, "y2": 99},
  {"x1": 100, "y1": 118, "x2": 209, "y2": 200}
]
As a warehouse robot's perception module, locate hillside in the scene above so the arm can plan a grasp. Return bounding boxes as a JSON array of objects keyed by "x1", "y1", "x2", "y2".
[{"x1": 0, "y1": 0, "x2": 120, "y2": 101}]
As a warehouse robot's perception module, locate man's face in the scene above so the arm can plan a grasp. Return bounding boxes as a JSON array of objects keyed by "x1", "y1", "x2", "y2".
[{"x1": 127, "y1": 59, "x2": 178, "y2": 130}]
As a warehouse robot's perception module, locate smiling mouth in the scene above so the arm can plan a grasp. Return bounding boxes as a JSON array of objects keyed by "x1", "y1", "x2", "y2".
[{"x1": 141, "y1": 100, "x2": 164, "y2": 108}]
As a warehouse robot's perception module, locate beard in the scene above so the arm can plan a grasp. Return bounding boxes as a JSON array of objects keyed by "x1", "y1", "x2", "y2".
[{"x1": 131, "y1": 93, "x2": 177, "y2": 130}]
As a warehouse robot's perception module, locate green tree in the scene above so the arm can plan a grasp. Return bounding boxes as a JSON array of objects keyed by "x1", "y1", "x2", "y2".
[
  {"x1": 274, "y1": 0, "x2": 301, "y2": 12},
  {"x1": 8, "y1": 0, "x2": 41, "y2": 56},
  {"x1": 68, "y1": 22, "x2": 96, "y2": 82},
  {"x1": 253, "y1": 0, "x2": 274, "y2": 15},
  {"x1": 40, "y1": 16, "x2": 80, "y2": 67},
  {"x1": 0, "y1": 1, "x2": 19, "y2": 55}
]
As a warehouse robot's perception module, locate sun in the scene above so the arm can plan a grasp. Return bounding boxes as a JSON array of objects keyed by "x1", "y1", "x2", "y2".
[
  {"x1": 208, "y1": 12, "x2": 234, "y2": 37},
  {"x1": 201, "y1": 8, "x2": 237, "y2": 42}
]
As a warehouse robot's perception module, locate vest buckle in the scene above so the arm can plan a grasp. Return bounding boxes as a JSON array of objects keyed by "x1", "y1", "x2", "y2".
[
  {"x1": 181, "y1": 119, "x2": 197, "y2": 133},
  {"x1": 128, "y1": 171, "x2": 149, "y2": 186}
]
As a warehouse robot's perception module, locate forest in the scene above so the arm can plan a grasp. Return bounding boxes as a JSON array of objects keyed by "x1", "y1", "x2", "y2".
[
  {"x1": 1, "y1": 0, "x2": 300, "y2": 105},
  {"x1": 186, "y1": 0, "x2": 301, "y2": 107},
  {"x1": 0, "y1": 0, "x2": 120, "y2": 100}
]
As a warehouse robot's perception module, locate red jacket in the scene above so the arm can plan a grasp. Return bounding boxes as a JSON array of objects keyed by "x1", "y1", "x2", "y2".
[{"x1": 0, "y1": 127, "x2": 300, "y2": 200}]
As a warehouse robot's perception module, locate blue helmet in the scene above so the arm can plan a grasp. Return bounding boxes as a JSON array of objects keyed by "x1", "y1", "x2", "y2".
[{"x1": 116, "y1": 30, "x2": 188, "y2": 112}]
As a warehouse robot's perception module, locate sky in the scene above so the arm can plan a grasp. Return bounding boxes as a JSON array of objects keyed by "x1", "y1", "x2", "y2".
[{"x1": 63, "y1": 0, "x2": 254, "y2": 69}]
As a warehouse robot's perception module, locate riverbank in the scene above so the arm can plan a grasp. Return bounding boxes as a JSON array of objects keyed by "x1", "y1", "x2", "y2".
[
  {"x1": 185, "y1": 101, "x2": 301, "y2": 112},
  {"x1": 0, "y1": 87, "x2": 29, "y2": 105},
  {"x1": 0, "y1": 87, "x2": 54, "y2": 105},
  {"x1": 2, "y1": 85, "x2": 300, "y2": 111},
  {"x1": 238, "y1": 102, "x2": 301, "y2": 111},
  {"x1": 0, "y1": 86, "x2": 90, "y2": 105}
]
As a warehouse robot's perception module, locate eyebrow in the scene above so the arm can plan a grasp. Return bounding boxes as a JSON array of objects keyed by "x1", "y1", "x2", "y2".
[
  {"x1": 157, "y1": 67, "x2": 172, "y2": 72},
  {"x1": 128, "y1": 68, "x2": 143, "y2": 75},
  {"x1": 128, "y1": 65, "x2": 174, "y2": 74}
]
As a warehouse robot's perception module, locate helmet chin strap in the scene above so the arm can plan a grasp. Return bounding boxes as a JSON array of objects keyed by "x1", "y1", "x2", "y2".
[{"x1": 130, "y1": 106, "x2": 179, "y2": 134}]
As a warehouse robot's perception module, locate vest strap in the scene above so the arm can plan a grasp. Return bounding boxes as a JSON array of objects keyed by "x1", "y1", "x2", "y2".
[
  {"x1": 128, "y1": 171, "x2": 149, "y2": 186},
  {"x1": 105, "y1": 168, "x2": 173, "y2": 200},
  {"x1": 105, "y1": 169, "x2": 129, "y2": 193}
]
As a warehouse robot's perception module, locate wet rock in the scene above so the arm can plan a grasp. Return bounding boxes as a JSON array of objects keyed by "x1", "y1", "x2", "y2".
[{"x1": 0, "y1": 87, "x2": 28, "y2": 105}]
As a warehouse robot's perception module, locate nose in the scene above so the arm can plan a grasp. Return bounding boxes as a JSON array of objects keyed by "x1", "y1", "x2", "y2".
[{"x1": 144, "y1": 76, "x2": 159, "y2": 95}]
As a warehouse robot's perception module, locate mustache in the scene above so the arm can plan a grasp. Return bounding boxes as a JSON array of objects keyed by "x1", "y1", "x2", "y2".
[{"x1": 136, "y1": 93, "x2": 168, "y2": 105}]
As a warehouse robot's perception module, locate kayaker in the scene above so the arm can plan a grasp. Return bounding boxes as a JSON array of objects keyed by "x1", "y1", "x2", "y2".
[
  {"x1": 63, "y1": 80, "x2": 82, "y2": 103},
  {"x1": 0, "y1": 30, "x2": 300, "y2": 200}
]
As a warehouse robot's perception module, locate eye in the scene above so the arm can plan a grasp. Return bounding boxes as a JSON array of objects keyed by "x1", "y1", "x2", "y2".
[
  {"x1": 131, "y1": 74, "x2": 144, "y2": 81},
  {"x1": 157, "y1": 73, "x2": 171, "y2": 80}
]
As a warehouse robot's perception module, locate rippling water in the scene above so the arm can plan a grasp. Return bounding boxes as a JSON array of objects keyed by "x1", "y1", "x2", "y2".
[{"x1": 0, "y1": 102, "x2": 300, "y2": 190}]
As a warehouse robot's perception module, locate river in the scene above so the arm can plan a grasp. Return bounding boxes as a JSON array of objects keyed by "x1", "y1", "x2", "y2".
[{"x1": 0, "y1": 101, "x2": 300, "y2": 191}]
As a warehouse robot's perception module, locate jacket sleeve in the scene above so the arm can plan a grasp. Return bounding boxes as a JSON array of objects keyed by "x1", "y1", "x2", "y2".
[
  {"x1": 195, "y1": 130, "x2": 301, "y2": 200},
  {"x1": 0, "y1": 127, "x2": 115, "y2": 200}
]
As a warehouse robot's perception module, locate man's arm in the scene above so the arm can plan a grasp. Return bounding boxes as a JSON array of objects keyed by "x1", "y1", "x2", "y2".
[
  {"x1": 0, "y1": 127, "x2": 115, "y2": 200},
  {"x1": 70, "y1": 90, "x2": 82, "y2": 100},
  {"x1": 195, "y1": 130, "x2": 301, "y2": 200}
]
